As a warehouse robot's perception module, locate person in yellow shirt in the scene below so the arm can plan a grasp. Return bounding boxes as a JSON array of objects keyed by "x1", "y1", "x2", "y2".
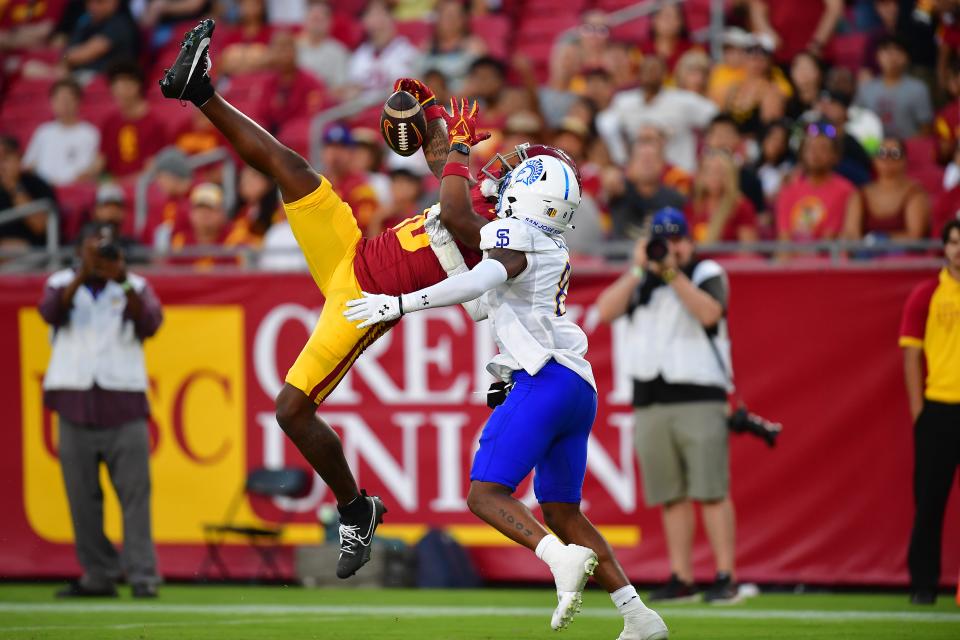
[{"x1": 898, "y1": 219, "x2": 960, "y2": 605}]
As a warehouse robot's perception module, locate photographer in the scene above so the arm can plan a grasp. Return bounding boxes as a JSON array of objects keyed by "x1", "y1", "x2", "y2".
[
  {"x1": 597, "y1": 208, "x2": 739, "y2": 604},
  {"x1": 39, "y1": 222, "x2": 162, "y2": 599}
]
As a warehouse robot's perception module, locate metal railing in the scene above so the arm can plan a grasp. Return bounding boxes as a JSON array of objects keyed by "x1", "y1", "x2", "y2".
[
  {"x1": 0, "y1": 199, "x2": 61, "y2": 269},
  {"x1": 134, "y1": 147, "x2": 238, "y2": 240}
]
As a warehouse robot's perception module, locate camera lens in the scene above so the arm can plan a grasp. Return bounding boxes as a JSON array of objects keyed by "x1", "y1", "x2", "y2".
[{"x1": 646, "y1": 237, "x2": 669, "y2": 262}]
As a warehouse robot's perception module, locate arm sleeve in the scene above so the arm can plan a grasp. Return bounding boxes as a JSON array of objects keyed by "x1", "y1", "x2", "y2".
[
  {"x1": 899, "y1": 280, "x2": 935, "y2": 348},
  {"x1": 400, "y1": 259, "x2": 508, "y2": 314},
  {"x1": 693, "y1": 260, "x2": 729, "y2": 310},
  {"x1": 129, "y1": 282, "x2": 164, "y2": 340},
  {"x1": 38, "y1": 285, "x2": 69, "y2": 327}
]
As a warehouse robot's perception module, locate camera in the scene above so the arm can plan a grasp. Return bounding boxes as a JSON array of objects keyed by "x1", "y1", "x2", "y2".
[
  {"x1": 646, "y1": 236, "x2": 669, "y2": 262},
  {"x1": 728, "y1": 406, "x2": 781, "y2": 448},
  {"x1": 96, "y1": 239, "x2": 121, "y2": 261}
]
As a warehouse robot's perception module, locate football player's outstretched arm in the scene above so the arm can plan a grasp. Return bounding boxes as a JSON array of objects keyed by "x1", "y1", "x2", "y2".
[
  {"x1": 437, "y1": 98, "x2": 492, "y2": 250},
  {"x1": 344, "y1": 250, "x2": 527, "y2": 329},
  {"x1": 199, "y1": 95, "x2": 320, "y2": 203},
  {"x1": 394, "y1": 78, "x2": 449, "y2": 180}
]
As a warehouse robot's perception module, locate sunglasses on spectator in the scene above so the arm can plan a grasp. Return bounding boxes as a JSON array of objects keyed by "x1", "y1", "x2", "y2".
[
  {"x1": 805, "y1": 123, "x2": 838, "y2": 139},
  {"x1": 875, "y1": 147, "x2": 904, "y2": 160}
]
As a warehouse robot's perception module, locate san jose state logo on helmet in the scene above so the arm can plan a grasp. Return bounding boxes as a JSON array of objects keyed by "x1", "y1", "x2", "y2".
[{"x1": 497, "y1": 155, "x2": 581, "y2": 235}]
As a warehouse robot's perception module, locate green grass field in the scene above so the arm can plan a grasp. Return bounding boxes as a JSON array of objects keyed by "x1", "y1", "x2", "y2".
[{"x1": 0, "y1": 584, "x2": 958, "y2": 639}]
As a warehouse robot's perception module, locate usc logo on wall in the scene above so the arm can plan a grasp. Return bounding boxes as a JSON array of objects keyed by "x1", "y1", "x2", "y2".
[{"x1": 18, "y1": 306, "x2": 252, "y2": 544}]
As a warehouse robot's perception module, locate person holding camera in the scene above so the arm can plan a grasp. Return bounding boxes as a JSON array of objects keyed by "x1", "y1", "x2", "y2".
[
  {"x1": 38, "y1": 222, "x2": 163, "y2": 598},
  {"x1": 597, "y1": 207, "x2": 740, "y2": 604}
]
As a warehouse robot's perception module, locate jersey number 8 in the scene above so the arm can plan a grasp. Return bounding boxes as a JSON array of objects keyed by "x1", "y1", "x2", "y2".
[{"x1": 555, "y1": 261, "x2": 571, "y2": 316}]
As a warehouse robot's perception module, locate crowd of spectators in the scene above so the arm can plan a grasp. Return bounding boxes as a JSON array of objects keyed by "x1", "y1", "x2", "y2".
[{"x1": 3, "y1": 0, "x2": 960, "y2": 270}]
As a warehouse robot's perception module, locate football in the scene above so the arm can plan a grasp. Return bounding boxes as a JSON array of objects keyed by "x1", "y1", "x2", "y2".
[{"x1": 380, "y1": 90, "x2": 428, "y2": 157}]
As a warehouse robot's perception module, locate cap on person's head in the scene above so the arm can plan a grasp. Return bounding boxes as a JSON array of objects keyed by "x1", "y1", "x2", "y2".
[
  {"x1": 190, "y1": 182, "x2": 224, "y2": 208},
  {"x1": 389, "y1": 167, "x2": 421, "y2": 182},
  {"x1": 351, "y1": 126, "x2": 381, "y2": 148},
  {"x1": 651, "y1": 207, "x2": 689, "y2": 239},
  {"x1": 722, "y1": 27, "x2": 753, "y2": 49},
  {"x1": 557, "y1": 117, "x2": 589, "y2": 141},
  {"x1": 750, "y1": 32, "x2": 776, "y2": 55},
  {"x1": 323, "y1": 123, "x2": 355, "y2": 147},
  {"x1": 504, "y1": 111, "x2": 541, "y2": 135},
  {"x1": 153, "y1": 147, "x2": 192, "y2": 179},
  {"x1": 96, "y1": 182, "x2": 126, "y2": 205}
]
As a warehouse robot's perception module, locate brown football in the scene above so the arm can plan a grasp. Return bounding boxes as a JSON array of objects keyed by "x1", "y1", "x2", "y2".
[{"x1": 380, "y1": 90, "x2": 427, "y2": 157}]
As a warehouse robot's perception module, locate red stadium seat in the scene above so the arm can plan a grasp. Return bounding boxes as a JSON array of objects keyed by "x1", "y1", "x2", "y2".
[
  {"x1": 831, "y1": 32, "x2": 870, "y2": 72},
  {"x1": 684, "y1": 0, "x2": 716, "y2": 32},
  {"x1": 905, "y1": 136, "x2": 938, "y2": 166},
  {"x1": 516, "y1": 14, "x2": 579, "y2": 40},
  {"x1": 276, "y1": 117, "x2": 312, "y2": 157},
  {"x1": 396, "y1": 19, "x2": 431, "y2": 48},
  {"x1": 522, "y1": 0, "x2": 587, "y2": 12},
  {"x1": 219, "y1": 72, "x2": 272, "y2": 126},
  {"x1": 331, "y1": 11, "x2": 365, "y2": 49},
  {"x1": 610, "y1": 17, "x2": 651, "y2": 44},
  {"x1": 55, "y1": 183, "x2": 98, "y2": 241},
  {"x1": 471, "y1": 15, "x2": 512, "y2": 59}
]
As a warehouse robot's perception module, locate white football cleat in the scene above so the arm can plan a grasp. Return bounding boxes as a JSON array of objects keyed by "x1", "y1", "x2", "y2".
[
  {"x1": 548, "y1": 544, "x2": 598, "y2": 630},
  {"x1": 617, "y1": 609, "x2": 669, "y2": 640}
]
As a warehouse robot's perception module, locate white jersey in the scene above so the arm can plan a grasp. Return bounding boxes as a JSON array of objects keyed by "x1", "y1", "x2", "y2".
[{"x1": 478, "y1": 217, "x2": 596, "y2": 390}]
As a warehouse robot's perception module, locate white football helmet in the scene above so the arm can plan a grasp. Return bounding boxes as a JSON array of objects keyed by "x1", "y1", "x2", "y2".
[{"x1": 495, "y1": 155, "x2": 581, "y2": 235}]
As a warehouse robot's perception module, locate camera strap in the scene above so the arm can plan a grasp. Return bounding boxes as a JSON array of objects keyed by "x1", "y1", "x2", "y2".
[{"x1": 702, "y1": 326, "x2": 741, "y2": 404}]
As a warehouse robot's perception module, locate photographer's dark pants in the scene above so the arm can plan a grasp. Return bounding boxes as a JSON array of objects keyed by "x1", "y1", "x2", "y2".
[
  {"x1": 58, "y1": 417, "x2": 158, "y2": 589},
  {"x1": 907, "y1": 400, "x2": 960, "y2": 594}
]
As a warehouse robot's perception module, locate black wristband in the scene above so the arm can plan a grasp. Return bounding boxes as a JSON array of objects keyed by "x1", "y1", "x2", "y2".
[
  {"x1": 449, "y1": 141, "x2": 471, "y2": 156},
  {"x1": 397, "y1": 295, "x2": 404, "y2": 316}
]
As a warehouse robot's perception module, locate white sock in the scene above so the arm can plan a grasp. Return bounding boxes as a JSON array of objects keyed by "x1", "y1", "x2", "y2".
[
  {"x1": 535, "y1": 534, "x2": 564, "y2": 565},
  {"x1": 611, "y1": 585, "x2": 647, "y2": 615}
]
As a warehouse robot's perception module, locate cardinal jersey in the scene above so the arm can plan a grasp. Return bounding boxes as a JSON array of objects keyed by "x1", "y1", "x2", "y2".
[
  {"x1": 282, "y1": 177, "x2": 496, "y2": 403},
  {"x1": 477, "y1": 217, "x2": 595, "y2": 390}
]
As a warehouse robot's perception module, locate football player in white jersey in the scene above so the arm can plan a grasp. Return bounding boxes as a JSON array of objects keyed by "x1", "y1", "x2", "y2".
[{"x1": 344, "y1": 105, "x2": 668, "y2": 640}]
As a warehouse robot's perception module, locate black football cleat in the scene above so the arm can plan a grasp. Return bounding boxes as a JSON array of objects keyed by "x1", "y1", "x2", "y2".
[
  {"x1": 159, "y1": 19, "x2": 216, "y2": 106},
  {"x1": 336, "y1": 491, "x2": 387, "y2": 579}
]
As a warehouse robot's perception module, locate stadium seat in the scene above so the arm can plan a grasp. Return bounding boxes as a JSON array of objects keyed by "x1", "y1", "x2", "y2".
[
  {"x1": 905, "y1": 136, "x2": 938, "y2": 166},
  {"x1": 684, "y1": 0, "x2": 716, "y2": 32},
  {"x1": 55, "y1": 183, "x2": 98, "y2": 242},
  {"x1": 831, "y1": 32, "x2": 870, "y2": 72},
  {"x1": 199, "y1": 467, "x2": 311, "y2": 581},
  {"x1": 516, "y1": 14, "x2": 579, "y2": 40},
  {"x1": 610, "y1": 17, "x2": 651, "y2": 44},
  {"x1": 471, "y1": 15, "x2": 511, "y2": 59},
  {"x1": 276, "y1": 117, "x2": 312, "y2": 157},
  {"x1": 395, "y1": 19, "x2": 431, "y2": 48}
]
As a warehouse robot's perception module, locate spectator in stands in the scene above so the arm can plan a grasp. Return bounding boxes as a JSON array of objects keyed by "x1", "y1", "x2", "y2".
[
  {"x1": 785, "y1": 51, "x2": 823, "y2": 121},
  {"x1": 173, "y1": 109, "x2": 222, "y2": 156},
  {"x1": 598, "y1": 55, "x2": 717, "y2": 172},
  {"x1": 862, "y1": 0, "x2": 936, "y2": 82},
  {"x1": 345, "y1": 0, "x2": 419, "y2": 98},
  {"x1": 423, "y1": 68, "x2": 451, "y2": 109},
  {"x1": 596, "y1": 208, "x2": 741, "y2": 605},
  {"x1": 822, "y1": 66, "x2": 884, "y2": 157},
  {"x1": 260, "y1": 208, "x2": 307, "y2": 271},
  {"x1": 631, "y1": 122, "x2": 691, "y2": 196},
  {"x1": 89, "y1": 182, "x2": 142, "y2": 258},
  {"x1": 61, "y1": 0, "x2": 139, "y2": 75},
  {"x1": 320, "y1": 124, "x2": 379, "y2": 235},
  {"x1": 296, "y1": 0, "x2": 349, "y2": 89},
  {"x1": 571, "y1": 10, "x2": 611, "y2": 76},
  {"x1": 934, "y1": 157, "x2": 960, "y2": 232},
  {"x1": 41, "y1": 221, "x2": 162, "y2": 599},
  {"x1": 686, "y1": 149, "x2": 759, "y2": 245},
  {"x1": 171, "y1": 182, "x2": 242, "y2": 267},
  {"x1": 604, "y1": 137, "x2": 687, "y2": 240},
  {"x1": 218, "y1": 0, "x2": 274, "y2": 76},
  {"x1": 138, "y1": 0, "x2": 211, "y2": 50},
  {"x1": 369, "y1": 168, "x2": 423, "y2": 236},
  {"x1": 721, "y1": 33, "x2": 789, "y2": 137},
  {"x1": 751, "y1": 120, "x2": 794, "y2": 224},
  {"x1": 747, "y1": 0, "x2": 844, "y2": 66},
  {"x1": 419, "y1": 0, "x2": 486, "y2": 91},
  {"x1": 776, "y1": 121, "x2": 857, "y2": 245},
  {"x1": 97, "y1": 61, "x2": 168, "y2": 178},
  {"x1": 640, "y1": 3, "x2": 694, "y2": 75},
  {"x1": 855, "y1": 36, "x2": 932, "y2": 138},
  {"x1": 258, "y1": 30, "x2": 326, "y2": 133},
  {"x1": 674, "y1": 49, "x2": 712, "y2": 96},
  {"x1": 0, "y1": 0, "x2": 61, "y2": 51},
  {"x1": 230, "y1": 165, "x2": 280, "y2": 241},
  {"x1": 145, "y1": 147, "x2": 193, "y2": 248},
  {"x1": 707, "y1": 27, "x2": 751, "y2": 106},
  {"x1": 464, "y1": 55, "x2": 510, "y2": 136},
  {"x1": 899, "y1": 219, "x2": 960, "y2": 605},
  {"x1": 0, "y1": 135, "x2": 57, "y2": 249},
  {"x1": 843, "y1": 137, "x2": 930, "y2": 241},
  {"x1": 23, "y1": 78, "x2": 99, "y2": 186},
  {"x1": 934, "y1": 60, "x2": 960, "y2": 165},
  {"x1": 815, "y1": 85, "x2": 874, "y2": 186},
  {"x1": 702, "y1": 114, "x2": 766, "y2": 216}
]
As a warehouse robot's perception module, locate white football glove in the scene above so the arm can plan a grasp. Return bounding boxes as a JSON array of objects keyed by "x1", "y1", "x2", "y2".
[{"x1": 343, "y1": 292, "x2": 402, "y2": 329}]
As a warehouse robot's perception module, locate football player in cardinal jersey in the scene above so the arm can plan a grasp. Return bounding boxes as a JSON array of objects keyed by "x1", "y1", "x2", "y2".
[{"x1": 158, "y1": 20, "x2": 502, "y2": 580}]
